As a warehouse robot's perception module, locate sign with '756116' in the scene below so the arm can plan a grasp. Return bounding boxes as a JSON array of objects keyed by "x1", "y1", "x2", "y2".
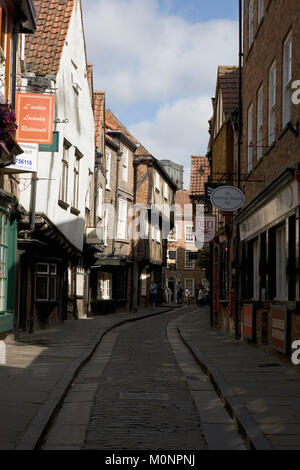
[{"x1": 15, "y1": 93, "x2": 54, "y2": 145}]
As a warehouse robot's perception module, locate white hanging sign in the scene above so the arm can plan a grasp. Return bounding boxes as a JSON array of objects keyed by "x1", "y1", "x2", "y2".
[{"x1": 210, "y1": 186, "x2": 245, "y2": 211}]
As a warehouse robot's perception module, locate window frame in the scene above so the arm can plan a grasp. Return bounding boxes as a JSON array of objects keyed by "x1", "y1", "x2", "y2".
[
  {"x1": 106, "y1": 149, "x2": 111, "y2": 190},
  {"x1": 247, "y1": 103, "x2": 253, "y2": 172},
  {"x1": 185, "y1": 278, "x2": 195, "y2": 297},
  {"x1": 185, "y1": 250, "x2": 195, "y2": 270},
  {"x1": 185, "y1": 225, "x2": 194, "y2": 243},
  {"x1": 248, "y1": 0, "x2": 254, "y2": 48},
  {"x1": 269, "y1": 62, "x2": 276, "y2": 146},
  {"x1": 282, "y1": 31, "x2": 292, "y2": 129},
  {"x1": 122, "y1": 147, "x2": 129, "y2": 183},
  {"x1": 35, "y1": 262, "x2": 57, "y2": 302},
  {"x1": 60, "y1": 142, "x2": 71, "y2": 204},
  {"x1": 117, "y1": 198, "x2": 127, "y2": 240},
  {"x1": 257, "y1": 85, "x2": 264, "y2": 161}
]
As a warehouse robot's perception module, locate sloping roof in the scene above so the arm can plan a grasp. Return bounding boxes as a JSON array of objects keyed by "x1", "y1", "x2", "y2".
[
  {"x1": 218, "y1": 66, "x2": 239, "y2": 117},
  {"x1": 190, "y1": 155, "x2": 210, "y2": 195},
  {"x1": 93, "y1": 91, "x2": 105, "y2": 149},
  {"x1": 105, "y1": 109, "x2": 140, "y2": 147},
  {"x1": 25, "y1": 0, "x2": 75, "y2": 76}
]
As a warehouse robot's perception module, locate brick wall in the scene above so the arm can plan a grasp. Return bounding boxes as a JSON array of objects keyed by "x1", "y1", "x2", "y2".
[{"x1": 242, "y1": 0, "x2": 300, "y2": 204}]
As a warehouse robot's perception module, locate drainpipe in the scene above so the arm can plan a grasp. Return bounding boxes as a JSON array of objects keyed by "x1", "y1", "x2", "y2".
[{"x1": 235, "y1": 0, "x2": 243, "y2": 339}]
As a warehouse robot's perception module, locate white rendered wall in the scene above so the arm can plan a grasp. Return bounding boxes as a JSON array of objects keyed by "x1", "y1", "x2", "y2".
[{"x1": 20, "y1": 0, "x2": 94, "y2": 251}]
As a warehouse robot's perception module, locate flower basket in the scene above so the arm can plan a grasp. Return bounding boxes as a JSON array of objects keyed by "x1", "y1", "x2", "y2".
[{"x1": 0, "y1": 103, "x2": 18, "y2": 143}]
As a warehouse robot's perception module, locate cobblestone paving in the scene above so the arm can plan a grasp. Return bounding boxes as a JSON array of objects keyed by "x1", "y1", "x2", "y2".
[{"x1": 83, "y1": 310, "x2": 207, "y2": 450}]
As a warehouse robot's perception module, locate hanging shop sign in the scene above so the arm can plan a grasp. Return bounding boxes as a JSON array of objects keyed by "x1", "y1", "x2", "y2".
[
  {"x1": 39, "y1": 131, "x2": 59, "y2": 152},
  {"x1": 243, "y1": 304, "x2": 255, "y2": 341},
  {"x1": 195, "y1": 214, "x2": 217, "y2": 243},
  {"x1": 271, "y1": 305, "x2": 287, "y2": 354},
  {"x1": 15, "y1": 93, "x2": 54, "y2": 145},
  {"x1": 7, "y1": 142, "x2": 38, "y2": 172},
  {"x1": 210, "y1": 186, "x2": 245, "y2": 212}
]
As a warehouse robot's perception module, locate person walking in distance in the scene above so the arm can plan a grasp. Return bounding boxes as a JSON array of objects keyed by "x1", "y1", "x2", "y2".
[
  {"x1": 150, "y1": 281, "x2": 158, "y2": 309},
  {"x1": 176, "y1": 281, "x2": 183, "y2": 305},
  {"x1": 185, "y1": 288, "x2": 191, "y2": 305},
  {"x1": 197, "y1": 285, "x2": 205, "y2": 308}
]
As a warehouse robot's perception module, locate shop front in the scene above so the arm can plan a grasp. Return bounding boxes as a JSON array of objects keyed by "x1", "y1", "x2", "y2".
[{"x1": 237, "y1": 168, "x2": 300, "y2": 359}]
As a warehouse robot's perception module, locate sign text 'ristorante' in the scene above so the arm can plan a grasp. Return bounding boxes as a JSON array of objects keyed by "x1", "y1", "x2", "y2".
[{"x1": 15, "y1": 93, "x2": 54, "y2": 145}]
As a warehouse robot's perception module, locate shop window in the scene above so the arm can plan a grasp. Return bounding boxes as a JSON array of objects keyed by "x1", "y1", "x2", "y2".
[
  {"x1": 36, "y1": 263, "x2": 57, "y2": 301},
  {"x1": 113, "y1": 269, "x2": 128, "y2": 300},
  {"x1": 253, "y1": 238, "x2": 259, "y2": 300},
  {"x1": 275, "y1": 225, "x2": 286, "y2": 300},
  {"x1": 97, "y1": 272, "x2": 112, "y2": 300},
  {"x1": 260, "y1": 232, "x2": 267, "y2": 299},
  {"x1": 288, "y1": 216, "x2": 296, "y2": 301}
]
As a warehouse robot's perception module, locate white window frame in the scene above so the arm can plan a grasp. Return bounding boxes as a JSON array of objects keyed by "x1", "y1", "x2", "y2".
[
  {"x1": 276, "y1": 225, "x2": 286, "y2": 300},
  {"x1": 98, "y1": 272, "x2": 112, "y2": 300},
  {"x1": 249, "y1": 0, "x2": 254, "y2": 48},
  {"x1": 269, "y1": 62, "x2": 276, "y2": 146},
  {"x1": 73, "y1": 155, "x2": 80, "y2": 210},
  {"x1": 185, "y1": 251, "x2": 195, "y2": 270},
  {"x1": 98, "y1": 187, "x2": 103, "y2": 219},
  {"x1": 258, "y1": 0, "x2": 264, "y2": 26},
  {"x1": 257, "y1": 85, "x2": 263, "y2": 161},
  {"x1": 122, "y1": 148, "x2": 129, "y2": 182},
  {"x1": 168, "y1": 250, "x2": 177, "y2": 263},
  {"x1": 168, "y1": 224, "x2": 177, "y2": 242},
  {"x1": 106, "y1": 149, "x2": 111, "y2": 190},
  {"x1": 185, "y1": 225, "x2": 194, "y2": 243},
  {"x1": 163, "y1": 182, "x2": 168, "y2": 200},
  {"x1": 117, "y1": 198, "x2": 127, "y2": 240},
  {"x1": 283, "y1": 31, "x2": 292, "y2": 129},
  {"x1": 248, "y1": 104, "x2": 253, "y2": 172},
  {"x1": 155, "y1": 172, "x2": 160, "y2": 191},
  {"x1": 60, "y1": 142, "x2": 70, "y2": 203}
]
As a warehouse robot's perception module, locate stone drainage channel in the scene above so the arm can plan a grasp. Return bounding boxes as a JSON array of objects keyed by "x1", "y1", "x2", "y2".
[{"x1": 38, "y1": 309, "x2": 246, "y2": 451}]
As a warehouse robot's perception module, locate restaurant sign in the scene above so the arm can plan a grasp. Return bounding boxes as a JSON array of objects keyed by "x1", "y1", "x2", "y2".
[
  {"x1": 210, "y1": 186, "x2": 245, "y2": 212},
  {"x1": 15, "y1": 93, "x2": 54, "y2": 145},
  {"x1": 271, "y1": 305, "x2": 287, "y2": 354}
]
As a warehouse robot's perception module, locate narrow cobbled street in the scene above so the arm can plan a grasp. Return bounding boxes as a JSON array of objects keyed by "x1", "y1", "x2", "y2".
[
  {"x1": 41, "y1": 307, "x2": 245, "y2": 450},
  {"x1": 83, "y1": 310, "x2": 206, "y2": 450}
]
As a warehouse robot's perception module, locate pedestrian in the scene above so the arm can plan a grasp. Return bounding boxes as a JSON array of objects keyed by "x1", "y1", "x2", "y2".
[
  {"x1": 204, "y1": 287, "x2": 210, "y2": 306},
  {"x1": 150, "y1": 281, "x2": 158, "y2": 309},
  {"x1": 197, "y1": 286, "x2": 205, "y2": 308},
  {"x1": 176, "y1": 281, "x2": 183, "y2": 305},
  {"x1": 185, "y1": 288, "x2": 191, "y2": 305},
  {"x1": 195, "y1": 285, "x2": 201, "y2": 307}
]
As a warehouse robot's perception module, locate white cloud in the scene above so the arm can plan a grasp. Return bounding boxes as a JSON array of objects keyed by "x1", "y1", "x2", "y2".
[
  {"x1": 82, "y1": 0, "x2": 238, "y2": 106},
  {"x1": 129, "y1": 95, "x2": 212, "y2": 188},
  {"x1": 81, "y1": 0, "x2": 238, "y2": 188}
]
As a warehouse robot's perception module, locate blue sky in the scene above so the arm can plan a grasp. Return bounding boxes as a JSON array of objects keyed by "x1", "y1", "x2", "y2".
[{"x1": 81, "y1": 0, "x2": 239, "y2": 187}]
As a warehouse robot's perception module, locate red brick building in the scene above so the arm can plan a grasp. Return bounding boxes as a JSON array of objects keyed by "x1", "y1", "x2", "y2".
[
  {"x1": 236, "y1": 0, "x2": 300, "y2": 361},
  {"x1": 166, "y1": 188, "x2": 207, "y2": 304}
]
